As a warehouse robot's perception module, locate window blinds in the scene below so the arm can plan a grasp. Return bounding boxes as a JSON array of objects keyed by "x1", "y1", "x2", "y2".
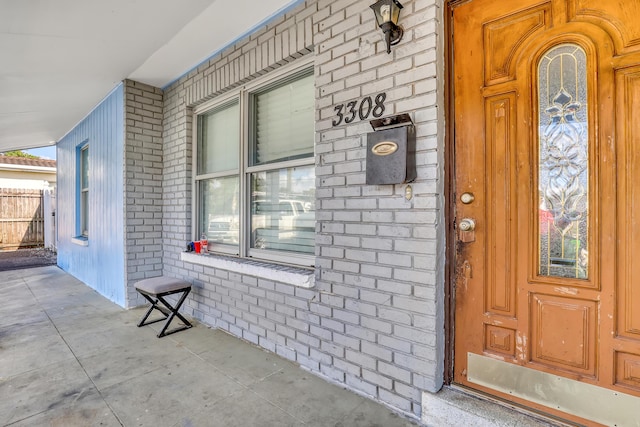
[
  {"x1": 198, "y1": 100, "x2": 239, "y2": 175},
  {"x1": 251, "y1": 71, "x2": 314, "y2": 165}
]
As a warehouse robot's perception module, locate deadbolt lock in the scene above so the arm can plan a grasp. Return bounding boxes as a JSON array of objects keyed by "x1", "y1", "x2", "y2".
[{"x1": 460, "y1": 192, "x2": 475, "y2": 204}]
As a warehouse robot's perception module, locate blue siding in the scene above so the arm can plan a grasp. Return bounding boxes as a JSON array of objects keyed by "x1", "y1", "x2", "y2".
[{"x1": 57, "y1": 84, "x2": 126, "y2": 306}]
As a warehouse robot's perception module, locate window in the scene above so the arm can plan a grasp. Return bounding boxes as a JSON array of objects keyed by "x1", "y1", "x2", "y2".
[
  {"x1": 194, "y1": 61, "x2": 315, "y2": 266},
  {"x1": 537, "y1": 44, "x2": 589, "y2": 279},
  {"x1": 78, "y1": 143, "x2": 89, "y2": 237}
]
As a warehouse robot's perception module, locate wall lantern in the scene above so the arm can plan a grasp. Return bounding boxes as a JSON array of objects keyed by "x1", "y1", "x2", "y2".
[
  {"x1": 370, "y1": 0, "x2": 404, "y2": 54},
  {"x1": 366, "y1": 113, "x2": 416, "y2": 185}
]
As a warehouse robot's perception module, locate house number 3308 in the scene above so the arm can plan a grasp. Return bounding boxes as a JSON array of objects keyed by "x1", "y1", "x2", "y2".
[{"x1": 332, "y1": 93, "x2": 386, "y2": 126}]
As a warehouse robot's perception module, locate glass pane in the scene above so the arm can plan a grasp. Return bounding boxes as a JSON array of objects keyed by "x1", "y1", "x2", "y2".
[
  {"x1": 199, "y1": 176, "x2": 240, "y2": 247},
  {"x1": 81, "y1": 191, "x2": 88, "y2": 236},
  {"x1": 538, "y1": 44, "x2": 589, "y2": 279},
  {"x1": 81, "y1": 146, "x2": 89, "y2": 190},
  {"x1": 250, "y1": 165, "x2": 315, "y2": 254},
  {"x1": 197, "y1": 100, "x2": 239, "y2": 174},
  {"x1": 250, "y1": 70, "x2": 314, "y2": 165}
]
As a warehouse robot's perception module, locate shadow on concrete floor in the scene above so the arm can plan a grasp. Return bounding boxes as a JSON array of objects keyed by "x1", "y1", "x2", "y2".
[{"x1": 0, "y1": 248, "x2": 56, "y2": 271}]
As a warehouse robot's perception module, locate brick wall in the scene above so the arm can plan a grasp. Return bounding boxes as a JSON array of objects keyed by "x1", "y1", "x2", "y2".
[
  {"x1": 123, "y1": 80, "x2": 165, "y2": 307},
  {"x1": 161, "y1": 0, "x2": 444, "y2": 420}
]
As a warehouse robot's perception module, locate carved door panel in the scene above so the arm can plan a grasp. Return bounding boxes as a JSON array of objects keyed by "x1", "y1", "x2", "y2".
[{"x1": 452, "y1": 0, "x2": 640, "y2": 424}]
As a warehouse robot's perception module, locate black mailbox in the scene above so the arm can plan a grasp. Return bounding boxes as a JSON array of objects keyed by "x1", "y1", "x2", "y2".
[{"x1": 365, "y1": 114, "x2": 416, "y2": 185}]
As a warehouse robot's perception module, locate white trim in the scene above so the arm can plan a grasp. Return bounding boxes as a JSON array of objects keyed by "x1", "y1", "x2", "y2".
[
  {"x1": 242, "y1": 56, "x2": 314, "y2": 93},
  {"x1": 192, "y1": 92, "x2": 241, "y2": 245},
  {"x1": 71, "y1": 236, "x2": 88, "y2": 246},
  {"x1": 0, "y1": 164, "x2": 56, "y2": 173},
  {"x1": 246, "y1": 247, "x2": 315, "y2": 267},
  {"x1": 79, "y1": 144, "x2": 89, "y2": 237},
  {"x1": 245, "y1": 157, "x2": 314, "y2": 174},
  {"x1": 193, "y1": 89, "x2": 241, "y2": 115},
  {"x1": 239, "y1": 77, "x2": 249, "y2": 256},
  {"x1": 180, "y1": 252, "x2": 315, "y2": 288},
  {"x1": 0, "y1": 178, "x2": 51, "y2": 190},
  {"x1": 192, "y1": 57, "x2": 316, "y2": 268},
  {"x1": 191, "y1": 108, "x2": 198, "y2": 245}
]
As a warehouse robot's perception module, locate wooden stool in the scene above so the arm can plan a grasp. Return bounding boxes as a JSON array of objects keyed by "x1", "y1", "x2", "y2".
[{"x1": 135, "y1": 277, "x2": 192, "y2": 338}]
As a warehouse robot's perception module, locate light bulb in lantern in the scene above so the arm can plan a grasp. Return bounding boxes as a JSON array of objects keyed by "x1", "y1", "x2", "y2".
[{"x1": 380, "y1": 4, "x2": 391, "y2": 22}]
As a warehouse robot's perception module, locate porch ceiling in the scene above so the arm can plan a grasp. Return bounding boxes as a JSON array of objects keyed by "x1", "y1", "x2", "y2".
[{"x1": 0, "y1": 0, "x2": 297, "y2": 152}]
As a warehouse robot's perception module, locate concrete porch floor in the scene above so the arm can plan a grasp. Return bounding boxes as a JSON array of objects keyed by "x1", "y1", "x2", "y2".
[{"x1": 0, "y1": 266, "x2": 420, "y2": 427}]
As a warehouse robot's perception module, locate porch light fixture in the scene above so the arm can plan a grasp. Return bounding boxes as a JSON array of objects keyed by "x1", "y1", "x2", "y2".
[{"x1": 370, "y1": 0, "x2": 404, "y2": 54}]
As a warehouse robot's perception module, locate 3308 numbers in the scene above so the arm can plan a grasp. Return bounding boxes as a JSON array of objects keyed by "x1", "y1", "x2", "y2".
[{"x1": 332, "y1": 93, "x2": 386, "y2": 126}]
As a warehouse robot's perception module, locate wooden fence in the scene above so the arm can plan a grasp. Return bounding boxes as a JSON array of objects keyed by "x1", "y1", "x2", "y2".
[{"x1": 0, "y1": 188, "x2": 44, "y2": 249}]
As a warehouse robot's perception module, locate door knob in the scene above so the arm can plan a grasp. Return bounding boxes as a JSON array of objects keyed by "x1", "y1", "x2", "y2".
[{"x1": 459, "y1": 218, "x2": 476, "y2": 231}]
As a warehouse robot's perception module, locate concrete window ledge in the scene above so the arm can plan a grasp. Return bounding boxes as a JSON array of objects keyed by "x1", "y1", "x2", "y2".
[
  {"x1": 71, "y1": 236, "x2": 88, "y2": 246},
  {"x1": 180, "y1": 252, "x2": 315, "y2": 288}
]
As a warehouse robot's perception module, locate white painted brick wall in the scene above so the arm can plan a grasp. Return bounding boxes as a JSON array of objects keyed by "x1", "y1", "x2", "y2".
[
  {"x1": 123, "y1": 80, "x2": 165, "y2": 308},
  {"x1": 160, "y1": 0, "x2": 444, "y2": 421}
]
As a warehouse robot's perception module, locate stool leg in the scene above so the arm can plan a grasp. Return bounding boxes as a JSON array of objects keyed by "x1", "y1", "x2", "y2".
[
  {"x1": 156, "y1": 288, "x2": 192, "y2": 337},
  {"x1": 137, "y1": 293, "x2": 166, "y2": 327}
]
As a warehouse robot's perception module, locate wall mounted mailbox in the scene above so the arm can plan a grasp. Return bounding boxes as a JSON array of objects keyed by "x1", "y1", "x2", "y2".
[{"x1": 366, "y1": 113, "x2": 416, "y2": 185}]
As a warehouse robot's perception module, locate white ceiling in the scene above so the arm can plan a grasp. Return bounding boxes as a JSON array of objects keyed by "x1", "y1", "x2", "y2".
[{"x1": 0, "y1": 0, "x2": 298, "y2": 152}]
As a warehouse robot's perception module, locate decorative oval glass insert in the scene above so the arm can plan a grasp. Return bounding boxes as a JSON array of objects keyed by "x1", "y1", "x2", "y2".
[
  {"x1": 537, "y1": 44, "x2": 589, "y2": 279},
  {"x1": 372, "y1": 141, "x2": 399, "y2": 156}
]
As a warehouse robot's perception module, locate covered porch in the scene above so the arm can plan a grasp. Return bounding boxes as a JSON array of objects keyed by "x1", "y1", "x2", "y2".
[{"x1": 0, "y1": 266, "x2": 417, "y2": 426}]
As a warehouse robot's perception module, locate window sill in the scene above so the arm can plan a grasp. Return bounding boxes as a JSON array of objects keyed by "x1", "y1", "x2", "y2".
[
  {"x1": 72, "y1": 236, "x2": 88, "y2": 246},
  {"x1": 180, "y1": 252, "x2": 315, "y2": 288}
]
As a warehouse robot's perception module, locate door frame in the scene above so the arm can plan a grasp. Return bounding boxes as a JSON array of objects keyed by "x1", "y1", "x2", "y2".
[
  {"x1": 443, "y1": 0, "x2": 467, "y2": 385},
  {"x1": 443, "y1": 2, "x2": 640, "y2": 425}
]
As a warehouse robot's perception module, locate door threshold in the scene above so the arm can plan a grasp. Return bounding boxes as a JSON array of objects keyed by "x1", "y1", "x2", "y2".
[{"x1": 422, "y1": 385, "x2": 579, "y2": 427}]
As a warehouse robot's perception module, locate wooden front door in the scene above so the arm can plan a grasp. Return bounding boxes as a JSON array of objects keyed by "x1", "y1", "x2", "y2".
[{"x1": 452, "y1": 0, "x2": 640, "y2": 424}]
